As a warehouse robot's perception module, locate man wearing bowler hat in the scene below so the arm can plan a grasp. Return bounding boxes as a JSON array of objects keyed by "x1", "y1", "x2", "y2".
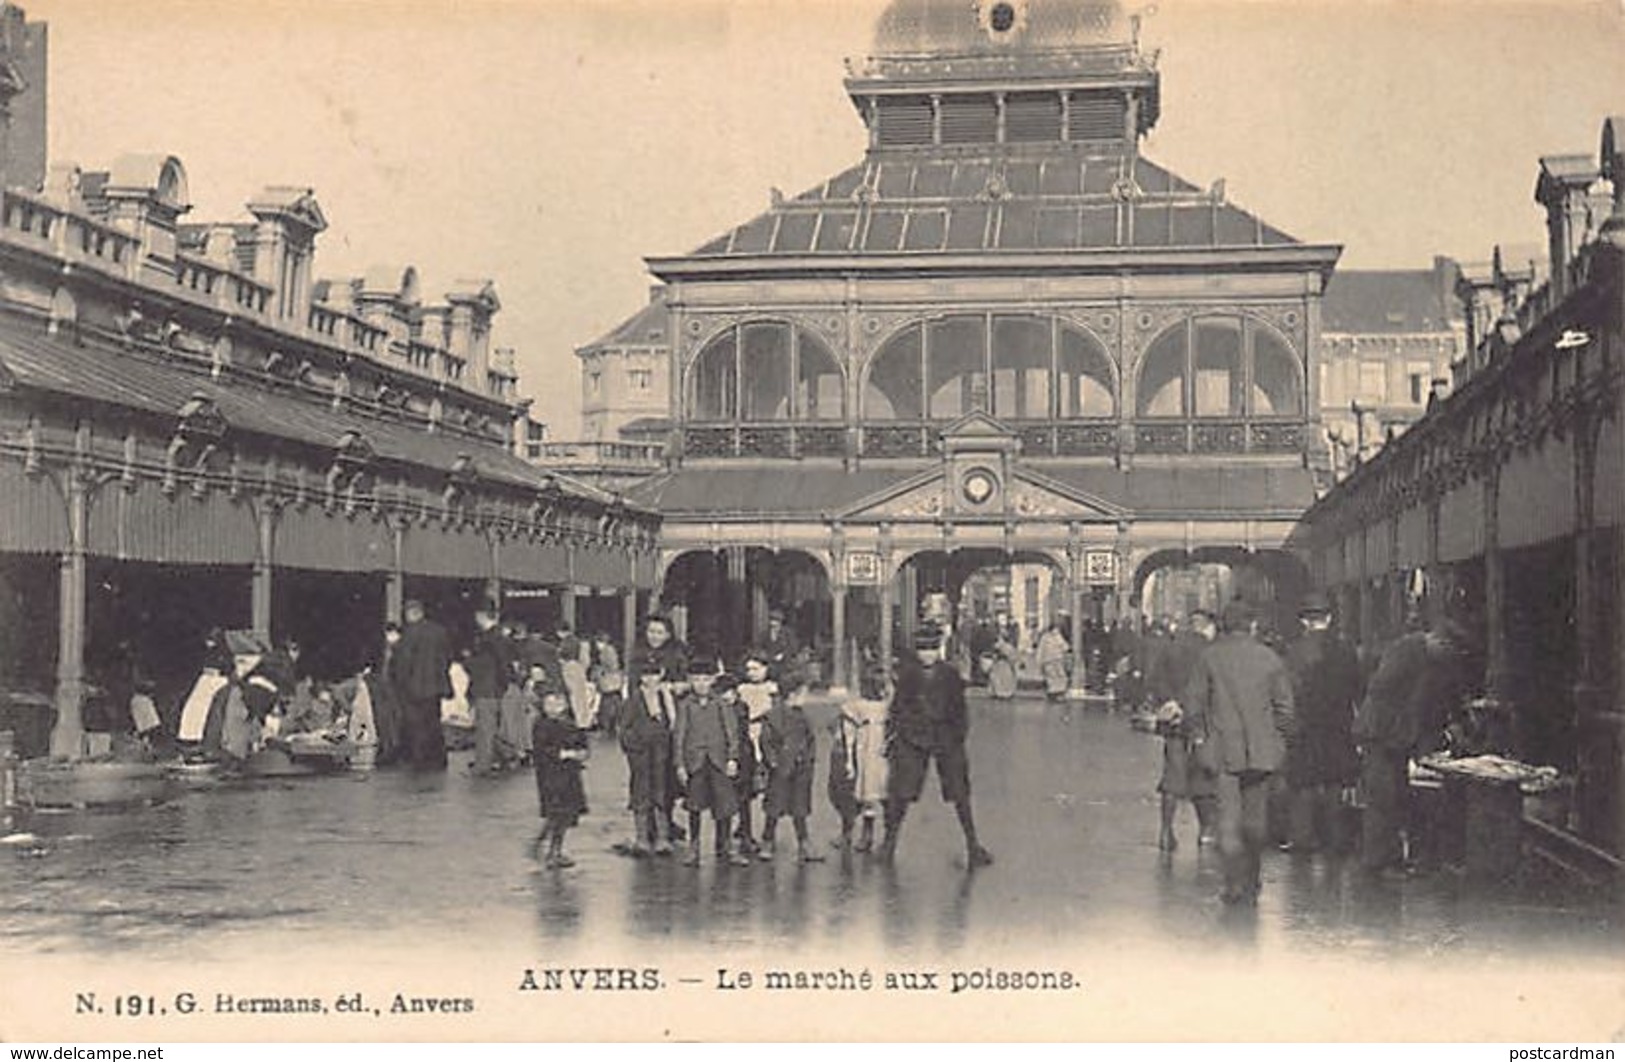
[{"x1": 879, "y1": 623, "x2": 993, "y2": 869}]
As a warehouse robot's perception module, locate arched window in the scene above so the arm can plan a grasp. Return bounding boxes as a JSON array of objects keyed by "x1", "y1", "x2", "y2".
[
  {"x1": 1251, "y1": 326, "x2": 1303, "y2": 415},
  {"x1": 689, "y1": 321, "x2": 845, "y2": 422},
  {"x1": 691, "y1": 330, "x2": 737, "y2": 420},
  {"x1": 926, "y1": 316, "x2": 987, "y2": 418},
  {"x1": 1058, "y1": 326, "x2": 1115, "y2": 417},
  {"x1": 865, "y1": 324, "x2": 924, "y2": 421},
  {"x1": 865, "y1": 315, "x2": 1116, "y2": 421},
  {"x1": 1194, "y1": 318, "x2": 1244, "y2": 417},
  {"x1": 1138, "y1": 327, "x2": 1186, "y2": 417},
  {"x1": 991, "y1": 316, "x2": 1050, "y2": 419},
  {"x1": 1136, "y1": 316, "x2": 1302, "y2": 419},
  {"x1": 798, "y1": 332, "x2": 844, "y2": 421},
  {"x1": 740, "y1": 323, "x2": 791, "y2": 421}
]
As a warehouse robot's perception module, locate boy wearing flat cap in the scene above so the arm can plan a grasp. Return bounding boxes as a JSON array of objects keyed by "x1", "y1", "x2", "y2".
[
  {"x1": 673, "y1": 660, "x2": 749, "y2": 867},
  {"x1": 879, "y1": 624, "x2": 993, "y2": 869}
]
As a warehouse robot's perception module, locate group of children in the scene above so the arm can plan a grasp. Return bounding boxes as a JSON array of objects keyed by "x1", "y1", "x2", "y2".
[{"x1": 528, "y1": 642, "x2": 894, "y2": 871}]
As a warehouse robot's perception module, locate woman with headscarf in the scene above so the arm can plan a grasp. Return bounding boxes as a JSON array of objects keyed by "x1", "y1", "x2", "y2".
[{"x1": 1036, "y1": 621, "x2": 1071, "y2": 703}]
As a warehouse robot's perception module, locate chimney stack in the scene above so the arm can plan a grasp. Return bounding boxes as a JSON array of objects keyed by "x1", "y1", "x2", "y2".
[{"x1": 1535, "y1": 155, "x2": 1602, "y2": 302}]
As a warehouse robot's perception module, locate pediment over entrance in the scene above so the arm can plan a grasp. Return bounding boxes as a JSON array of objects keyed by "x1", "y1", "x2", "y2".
[
  {"x1": 839, "y1": 466, "x2": 1125, "y2": 522},
  {"x1": 938, "y1": 410, "x2": 1021, "y2": 455}
]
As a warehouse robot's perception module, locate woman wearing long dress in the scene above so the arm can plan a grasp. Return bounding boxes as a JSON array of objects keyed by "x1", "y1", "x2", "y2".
[
  {"x1": 841, "y1": 665, "x2": 891, "y2": 851},
  {"x1": 1037, "y1": 623, "x2": 1071, "y2": 702},
  {"x1": 988, "y1": 635, "x2": 1019, "y2": 700}
]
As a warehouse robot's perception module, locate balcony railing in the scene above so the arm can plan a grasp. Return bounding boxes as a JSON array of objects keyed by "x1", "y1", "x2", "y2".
[
  {"x1": 1138, "y1": 418, "x2": 1304, "y2": 455},
  {"x1": 534, "y1": 440, "x2": 665, "y2": 470},
  {"x1": 682, "y1": 418, "x2": 1306, "y2": 459},
  {"x1": 0, "y1": 188, "x2": 139, "y2": 274},
  {"x1": 681, "y1": 422, "x2": 851, "y2": 460}
]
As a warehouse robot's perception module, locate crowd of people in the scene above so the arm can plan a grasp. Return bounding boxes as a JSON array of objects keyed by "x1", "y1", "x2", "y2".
[
  {"x1": 92, "y1": 584, "x2": 1475, "y2": 901},
  {"x1": 1130, "y1": 594, "x2": 1468, "y2": 906},
  {"x1": 598, "y1": 614, "x2": 992, "y2": 871}
]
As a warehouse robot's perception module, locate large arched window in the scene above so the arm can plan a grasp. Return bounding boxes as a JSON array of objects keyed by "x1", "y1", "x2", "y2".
[
  {"x1": 866, "y1": 324, "x2": 924, "y2": 421},
  {"x1": 926, "y1": 316, "x2": 986, "y2": 418},
  {"x1": 863, "y1": 314, "x2": 1115, "y2": 421},
  {"x1": 1058, "y1": 326, "x2": 1116, "y2": 417},
  {"x1": 991, "y1": 316, "x2": 1049, "y2": 420},
  {"x1": 1251, "y1": 327, "x2": 1303, "y2": 415},
  {"x1": 689, "y1": 321, "x2": 844, "y2": 422},
  {"x1": 1135, "y1": 316, "x2": 1302, "y2": 418}
]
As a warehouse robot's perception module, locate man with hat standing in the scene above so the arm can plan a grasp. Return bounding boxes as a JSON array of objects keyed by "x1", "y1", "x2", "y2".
[
  {"x1": 879, "y1": 624, "x2": 994, "y2": 868},
  {"x1": 1181, "y1": 599, "x2": 1295, "y2": 905},
  {"x1": 1283, "y1": 591, "x2": 1363, "y2": 854},
  {"x1": 393, "y1": 598, "x2": 454, "y2": 771}
]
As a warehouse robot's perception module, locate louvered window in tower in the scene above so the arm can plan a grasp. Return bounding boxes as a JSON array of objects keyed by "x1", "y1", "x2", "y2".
[
  {"x1": 876, "y1": 96, "x2": 934, "y2": 147},
  {"x1": 1006, "y1": 93, "x2": 1062, "y2": 143},
  {"x1": 940, "y1": 95, "x2": 997, "y2": 145},
  {"x1": 1068, "y1": 92, "x2": 1127, "y2": 142}
]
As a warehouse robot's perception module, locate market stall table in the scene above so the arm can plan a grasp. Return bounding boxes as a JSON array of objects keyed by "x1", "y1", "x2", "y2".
[{"x1": 1417, "y1": 754, "x2": 1562, "y2": 884}]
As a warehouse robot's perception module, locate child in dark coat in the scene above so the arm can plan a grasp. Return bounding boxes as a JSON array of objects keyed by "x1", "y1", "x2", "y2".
[
  {"x1": 530, "y1": 668, "x2": 589, "y2": 869},
  {"x1": 760, "y1": 670, "x2": 823, "y2": 863},
  {"x1": 673, "y1": 664, "x2": 748, "y2": 867},
  {"x1": 617, "y1": 669, "x2": 675, "y2": 856}
]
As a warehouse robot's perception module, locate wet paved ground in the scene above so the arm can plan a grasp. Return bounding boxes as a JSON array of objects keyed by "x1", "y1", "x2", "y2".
[
  {"x1": 3, "y1": 695, "x2": 1621, "y2": 1039},
  {"x1": 5, "y1": 693, "x2": 1618, "y2": 958}
]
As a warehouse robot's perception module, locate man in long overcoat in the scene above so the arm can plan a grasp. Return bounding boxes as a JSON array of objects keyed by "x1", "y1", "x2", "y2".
[
  {"x1": 1182, "y1": 600, "x2": 1295, "y2": 905},
  {"x1": 1283, "y1": 592, "x2": 1363, "y2": 854},
  {"x1": 393, "y1": 599, "x2": 454, "y2": 770}
]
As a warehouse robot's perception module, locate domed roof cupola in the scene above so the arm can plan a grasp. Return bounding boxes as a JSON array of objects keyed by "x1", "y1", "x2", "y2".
[
  {"x1": 873, "y1": 0, "x2": 1131, "y2": 59},
  {"x1": 846, "y1": 0, "x2": 1159, "y2": 152}
]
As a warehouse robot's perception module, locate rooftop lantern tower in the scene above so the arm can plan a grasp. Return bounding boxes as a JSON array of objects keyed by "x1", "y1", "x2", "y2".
[{"x1": 844, "y1": 0, "x2": 1159, "y2": 156}]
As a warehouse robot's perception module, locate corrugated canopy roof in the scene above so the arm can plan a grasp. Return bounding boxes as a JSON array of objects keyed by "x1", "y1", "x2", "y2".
[
  {"x1": 683, "y1": 153, "x2": 1301, "y2": 259},
  {"x1": 0, "y1": 323, "x2": 624, "y2": 507}
]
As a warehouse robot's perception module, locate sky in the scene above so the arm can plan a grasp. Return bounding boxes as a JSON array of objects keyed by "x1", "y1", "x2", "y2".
[{"x1": 26, "y1": 0, "x2": 1625, "y2": 435}]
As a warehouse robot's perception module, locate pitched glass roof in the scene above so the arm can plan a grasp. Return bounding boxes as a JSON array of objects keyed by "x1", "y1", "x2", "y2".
[{"x1": 687, "y1": 152, "x2": 1300, "y2": 259}]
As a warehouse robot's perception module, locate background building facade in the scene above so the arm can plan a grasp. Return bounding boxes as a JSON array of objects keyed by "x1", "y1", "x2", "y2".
[{"x1": 1318, "y1": 259, "x2": 1464, "y2": 477}]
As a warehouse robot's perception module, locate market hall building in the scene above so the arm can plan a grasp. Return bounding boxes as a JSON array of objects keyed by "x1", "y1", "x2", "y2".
[
  {"x1": 626, "y1": 0, "x2": 1341, "y2": 685},
  {"x1": 0, "y1": 10, "x2": 659, "y2": 758}
]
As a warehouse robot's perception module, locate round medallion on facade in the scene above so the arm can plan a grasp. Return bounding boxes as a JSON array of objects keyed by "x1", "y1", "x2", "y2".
[
  {"x1": 961, "y1": 467, "x2": 999, "y2": 506},
  {"x1": 1283, "y1": 310, "x2": 1301, "y2": 327},
  {"x1": 978, "y1": 0, "x2": 1026, "y2": 38},
  {"x1": 874, "y1": 0, "x2": 1129, "y2": 56}
]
